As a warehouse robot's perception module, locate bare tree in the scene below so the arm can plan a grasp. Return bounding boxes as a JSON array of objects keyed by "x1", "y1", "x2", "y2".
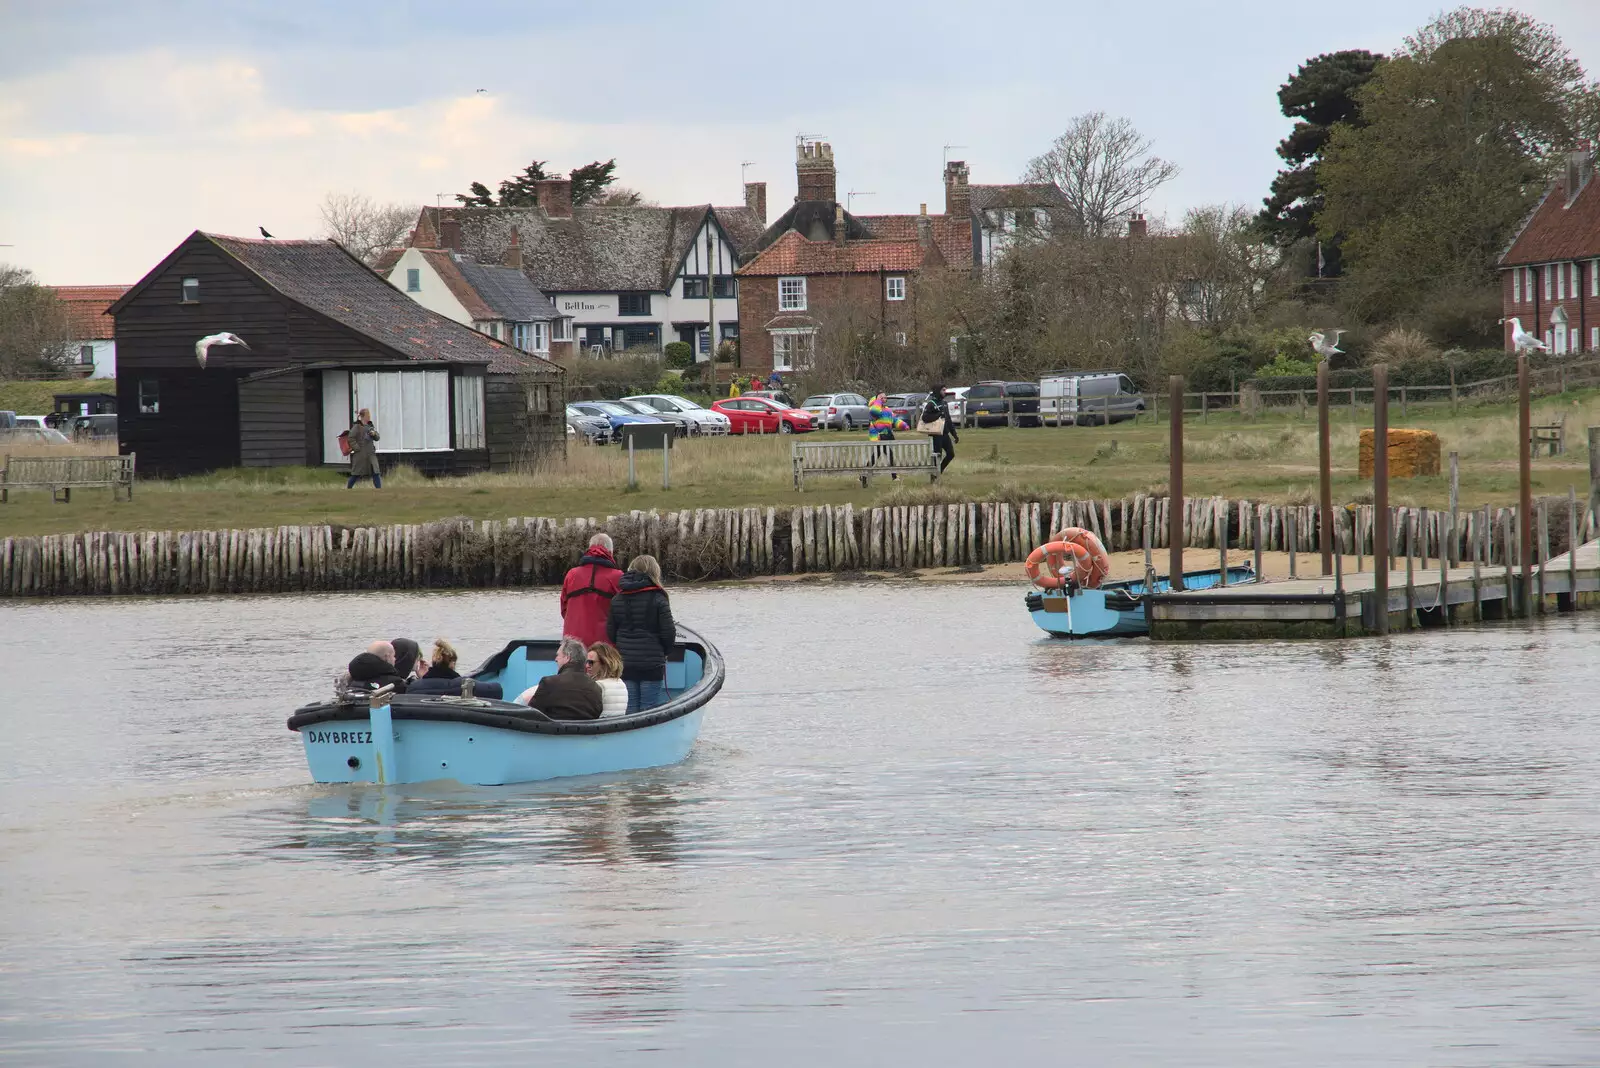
[
  {"x1": 319, "y1": 192, "x2": 417, "y2": 266},
  {"x1": 1022, "y1": 112, "x2": 1181, "y2": 238},
  {"x1": 0, "y1": 264, "x2": 73, "y2": 379}
]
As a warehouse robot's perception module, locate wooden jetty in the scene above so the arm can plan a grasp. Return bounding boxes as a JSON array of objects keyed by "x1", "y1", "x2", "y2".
[{"x1": 1149, "y1": 539, "x2": 1600, "y2": 640}]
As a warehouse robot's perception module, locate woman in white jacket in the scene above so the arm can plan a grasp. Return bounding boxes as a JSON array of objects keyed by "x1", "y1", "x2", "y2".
[{"x1": 585, "y1": 642, "x2": 630, "y2": 716}]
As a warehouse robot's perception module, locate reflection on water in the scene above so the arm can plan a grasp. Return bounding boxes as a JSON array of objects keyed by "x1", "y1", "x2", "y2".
[{"x1": 2, "y1": 587, "x2": 1598, "y2": 1066}]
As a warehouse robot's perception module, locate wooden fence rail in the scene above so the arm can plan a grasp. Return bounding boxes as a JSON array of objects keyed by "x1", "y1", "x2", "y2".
[{"x1": 2, "y1": 495, "x2": 1595, "y2": 598}]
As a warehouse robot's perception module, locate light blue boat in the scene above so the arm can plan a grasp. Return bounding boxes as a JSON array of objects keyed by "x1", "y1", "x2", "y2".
[
  {"x1": 1026, "y1": 565, "x2": 1257, "y2": 638},
  {"x1": 287, "y1": 626, "x2": 724, "y2": 786}
]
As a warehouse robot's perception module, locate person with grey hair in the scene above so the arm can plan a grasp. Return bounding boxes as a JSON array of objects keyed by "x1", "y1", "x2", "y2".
[
  {"x1": 560, "y1": 531, "x2": 623, "y2": 647},
  {"x1": 345, "y1": 639, "x2": 408, "y2": 693},
  {"x1": 515, "y1": 637, "x2": 603, "y2": 719}
]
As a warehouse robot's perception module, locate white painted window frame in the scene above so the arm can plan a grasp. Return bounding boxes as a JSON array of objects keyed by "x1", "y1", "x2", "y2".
[
  {"x1": 886, "y1": 276, "x2": 906, "y2": 301},
  {"x1": 1513, "y1": 269, "x2": 1521, "y2": 303},
  {"x1": 1543, "y1": 266, "x2": 1552, "y2": 301},
  {"x1": 778, "y1": 276, "x2": 807, "y2": 312},
  {"x1": 770, "y1": 327, "x2": 815, "y2": 372}
]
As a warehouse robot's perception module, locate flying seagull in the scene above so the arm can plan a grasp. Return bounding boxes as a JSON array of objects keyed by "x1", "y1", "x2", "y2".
[
  {"x1": 475, "y1": 88, "x2": 488, "y2": 94},
  {"x1": 259, "y1": 226, "x2": 274, "y2": 238},
  {"x1": 1307, "y1": 330, "x2": 1344, "y2": 360},
  {"x1": 195, "y1": 332, "x2": 250, "y2": 368},
  {"x1": 1501, "y1": 317, "x2": 1550, "y2": 354}
]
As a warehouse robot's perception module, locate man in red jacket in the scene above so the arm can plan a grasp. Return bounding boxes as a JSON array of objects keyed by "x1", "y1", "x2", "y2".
[{"x1": 560, "y1": 533, "x2": 623, "y2": 647}]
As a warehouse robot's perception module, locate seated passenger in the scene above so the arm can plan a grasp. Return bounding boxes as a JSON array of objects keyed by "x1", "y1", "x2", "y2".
[
  {"x1": 390, "y1": 638, "x2": 421, "y2": 680},
  {"x1": 584, "y1": 641, "x2": 628, "y2": 716},
  {"x1": 347, "y1": 640, "x2": 408, "y2": 693},
  {"x1": 421, "y1": 638, "x2": 460, "y2": 681},
  {"x1": 515, "y1": 637, "x2": 602, "y2": 720}
]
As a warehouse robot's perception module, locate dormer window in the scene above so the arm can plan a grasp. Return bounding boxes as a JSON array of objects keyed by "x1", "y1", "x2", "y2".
[{"x1": 180, "y1": 277, "x2": 199, "y2": 303}]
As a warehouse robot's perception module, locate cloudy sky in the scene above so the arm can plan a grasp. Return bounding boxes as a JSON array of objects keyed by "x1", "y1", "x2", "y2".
[{"x1": 2, "y1": 0, "x2": 1596, "y2": 284}]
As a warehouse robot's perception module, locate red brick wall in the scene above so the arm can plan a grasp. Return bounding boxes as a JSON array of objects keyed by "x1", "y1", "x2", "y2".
[
  {"x1": 1502, "y1": 260, "x2": 1600, "y2": 352},
  {"x1": 736, "y1": 272, "x2": 917, "y2": 376}
]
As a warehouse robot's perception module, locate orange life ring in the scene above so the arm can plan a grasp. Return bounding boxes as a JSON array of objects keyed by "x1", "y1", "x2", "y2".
[
  {"x1": 1049, "y1": 526, "x2": 1112, "y2": 588},
  {"x1": 1025, "y1": 541, "x2": 1089, "y2": 589}
]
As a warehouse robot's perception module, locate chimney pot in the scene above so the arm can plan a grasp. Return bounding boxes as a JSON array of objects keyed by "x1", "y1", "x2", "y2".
[{"x1": 745, "y1": 181, "x2": 768, "y2": 225}]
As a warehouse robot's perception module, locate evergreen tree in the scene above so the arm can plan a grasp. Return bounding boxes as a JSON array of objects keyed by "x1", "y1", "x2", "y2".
[
  {"x1": 568, "y1": 159, "x2": 619, "y2": 206},
  {"x1": 1257, "y1": 49, "x2": 1384, "y2": 275}
]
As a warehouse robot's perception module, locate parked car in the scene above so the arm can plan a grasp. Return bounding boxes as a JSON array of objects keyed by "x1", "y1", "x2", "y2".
[
  {"x1": 942, "y1": 387, "x2": 969, "y2": 423},
  {"x1": 566, "y1": 407, "x2": 612, "y2": 444},
  {"x1": 568, "y1": 401, "x2": 669, "y2": 436},
  {"x1": 614, "y1": 398, "x2": 691, "y2": 437},
  {"x1": 884, "y1": 393, "x2": 929, "y2": 424},
  {"x1": 800, "y1": 392, "x2": 871, "y2": 430},
  {"x1": 743, "y1": 389, "x2": 800, "y2": 409},
  {"x1": 962, "y1": 381, "x2": 1041, "y2": 428},
  {"x1": 71, "y1": 414, "x2": 119, "y2": 441},
  {"x1": 0, "y1": 426, "x2": 73, "y2": 448},
  {"x1": 13, "y1": 415, "x2": 46, "y2": 430},
  {"x1": 1039, "y1": 372, "x2": 1144, "y2": 425},
  {"x1": 621, "y1": 394, "x2": 732, "y2": 435},
  {"x1": 711, "y1": 396, "x2": 818, "y2": 434}
]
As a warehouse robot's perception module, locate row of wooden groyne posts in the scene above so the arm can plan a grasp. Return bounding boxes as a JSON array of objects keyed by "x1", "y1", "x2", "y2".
[{"x1": 2, "y1": 494, "x2": 1594, "y2": 599}]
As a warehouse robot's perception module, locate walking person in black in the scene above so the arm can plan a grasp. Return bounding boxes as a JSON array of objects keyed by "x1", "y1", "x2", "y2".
[{"x1": 920, "y1": 387, "x2": 959, "y2": 473}]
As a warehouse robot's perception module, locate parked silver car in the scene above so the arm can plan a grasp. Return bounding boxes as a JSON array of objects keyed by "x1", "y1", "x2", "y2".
[
  {"x1": 565, "y1": 406, "x2": 611, "y2": 444},
  {"x1": 800, "y1": 392, "x2": 871, "y2": 430},
  {"x1": 621, "y1": 394, "x2": 732, "y2": 435}
]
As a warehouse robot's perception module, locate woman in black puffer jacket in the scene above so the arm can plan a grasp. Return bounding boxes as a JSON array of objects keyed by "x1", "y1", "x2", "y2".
[{"x1": 606, "y1": 554, "x2": 676, "y2": 712}]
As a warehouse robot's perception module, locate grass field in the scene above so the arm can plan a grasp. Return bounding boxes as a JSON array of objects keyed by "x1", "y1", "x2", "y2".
[
  {"x1": 1, "y1": 391, "x2": 1595, "y2": 538},
  {"x1": 0, "y1": 378, "x2": 110, "y2": 417}
]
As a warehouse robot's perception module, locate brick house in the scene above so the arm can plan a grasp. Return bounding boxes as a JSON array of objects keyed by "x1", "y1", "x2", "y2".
[
  {"x1": 1498, "y1": 146, "x2": 1600, "y2": 355},
  {"x1": 51, "y1": 285, "x2": 129, "y2": 378},
  {"x1": 736, "y1": 140, "x2": 1067, "y2": 378}
]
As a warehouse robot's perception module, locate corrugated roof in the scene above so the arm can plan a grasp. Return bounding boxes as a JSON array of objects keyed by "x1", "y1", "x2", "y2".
[
  {"x1": 1499, "y1": 171, "x2": 1600, "y2": 267},
  {"x1": 51, "y1": 285, "x2": 128, "y2": 340},
  {"x1": 204, "y1": 235, "x2": 559, "y2": 375},
  {"x1": 737, "y1": 231, "x2": 935, "y2": 276}
]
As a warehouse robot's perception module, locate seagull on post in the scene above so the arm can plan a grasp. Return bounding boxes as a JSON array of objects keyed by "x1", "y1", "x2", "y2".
[
  {"x1": 195, "y1": 332, "x2": 250, "y2": 368},
  {"x1": 1307, "y1": 330, "x2": 1344, "y2": 361},
  {"x1": 1501, "y1": 317, "x2": 1549, "y2": 354}
]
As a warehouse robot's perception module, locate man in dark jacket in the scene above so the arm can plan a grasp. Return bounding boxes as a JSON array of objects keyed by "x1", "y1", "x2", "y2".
[
  {"x1": 561, "y1": 533, "x2": 624, "y2": 648},
  {"x1": 607, "y1": 555, "x2": 676, "y2": 713},
  {"x1": 523, "y1": 638, "x2": 603, "y2": 720},
  {"x1": 346, "y1": 641, "x2": 408, "y2": 693}
]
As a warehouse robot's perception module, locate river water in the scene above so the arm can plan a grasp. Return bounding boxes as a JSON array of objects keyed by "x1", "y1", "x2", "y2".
[{"x1": 2, "y1": 584, "x2": 1597, "y2": 1066}]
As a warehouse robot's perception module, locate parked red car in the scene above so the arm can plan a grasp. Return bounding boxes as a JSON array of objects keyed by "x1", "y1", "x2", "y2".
[{"x1": 710, "y1": 396, "x2": 818, "y2": 434}]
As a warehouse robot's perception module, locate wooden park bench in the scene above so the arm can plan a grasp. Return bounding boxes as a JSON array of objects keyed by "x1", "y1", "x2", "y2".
[
  {"x1": 1, "y1": 454, "x2": 136, "y2": 503},
  {"x1": 1532, "y1": 413, "x2": 1566, "y2": 456},
  {"x1": 792, "y1": 439, "x2": 940, "y2": 490}
]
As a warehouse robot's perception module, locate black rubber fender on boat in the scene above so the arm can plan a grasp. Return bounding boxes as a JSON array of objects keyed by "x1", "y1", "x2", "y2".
[{"x1": 288, "y1": 625, "x2": 726, "y2": 737}]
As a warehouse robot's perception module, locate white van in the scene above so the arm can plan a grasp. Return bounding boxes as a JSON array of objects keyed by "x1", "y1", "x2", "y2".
[{"x1": 1040, "y1": 372, "x2": 1143, "y2": 426}]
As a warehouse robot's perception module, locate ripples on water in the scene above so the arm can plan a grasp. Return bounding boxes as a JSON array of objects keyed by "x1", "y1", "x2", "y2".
[{"x1": 1, "y1": 586, "x2": 1597, "y2": 1065}]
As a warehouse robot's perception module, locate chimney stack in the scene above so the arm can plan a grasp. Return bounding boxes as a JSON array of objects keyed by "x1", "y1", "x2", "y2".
[
  {"x1": 503, "y1": 227, "x2": 523, "y2": 269},
  {"x1": 834, "y1": 203, "x2": 846, "y2": 245},
  {"x1": 944, "y1": 160, "x2": 970, "y2": 217},
  {"x1": 744, "y1": 181, "x2": 768, "y2": 224},
  {"x1": 917, "y1": 202, "x2": 932, "y2": 249},
  {"x1": 439, "y1": 216, "x2": 462, "y2": 249},
  {"x1": 535, "y1": 178, "x2": 573, "y2": 219},
  {"x1": 1565, "y1": 143, "x2": 1594, "y2": 204},
  {"x1": 1127, "y1": 213, "x2": 1148, "y2": 239},
  {"x1": 796, "y1": 140, "x2": 837, "y2": 205}
]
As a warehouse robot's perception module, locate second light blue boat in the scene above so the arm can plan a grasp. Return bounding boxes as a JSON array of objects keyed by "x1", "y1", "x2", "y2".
[
  {"x1": 1026, "y1": 565, "x2": 1257, "y2": 638},
  {"x1": 287, "y1": 626, "x2": 724, "y2": 786}
]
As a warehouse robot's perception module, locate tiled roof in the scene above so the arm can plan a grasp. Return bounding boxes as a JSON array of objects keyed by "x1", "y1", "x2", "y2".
[
  {"x1": 1500, "y1": 172, "x2": 1600, "y2": 266},
  {"x1": 203, "y1": 235, "x2": 559, "y2": 376},
  {"x1": 856, "y1": 214, "x2": 972, "y2": 264},
  {"x1": 455, "y1": 258, "x2": 560, "y2": 321},
  {"x1": 714, "y1": 205, "x2": 766, "y2": 253},
  {"x1": 754, "y1": 201, "x2": 876, "y2": 252},
  {"x1": 371, "y1": 248, "x2": 404, "y2": 276},
  {"x1": 51, "y1": 285, "x2": 128, "y2": 340},
  {"x1": 423, "y1": 203, "x2": 760, "y2": 293},
  {"x1": 737, "y1": 231, "x2": 935, "y2": 276},
  {"x1": 968, "y1": 183, "x2": 1072, "y2": 213},
  {"x1": 416, "y1": 249, "x2": 495, "y2": 320}
]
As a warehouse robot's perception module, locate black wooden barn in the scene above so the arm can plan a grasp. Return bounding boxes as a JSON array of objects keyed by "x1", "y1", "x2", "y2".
[{"x1": 108, "y1": 231, "x2": 565, "y2": 478}]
